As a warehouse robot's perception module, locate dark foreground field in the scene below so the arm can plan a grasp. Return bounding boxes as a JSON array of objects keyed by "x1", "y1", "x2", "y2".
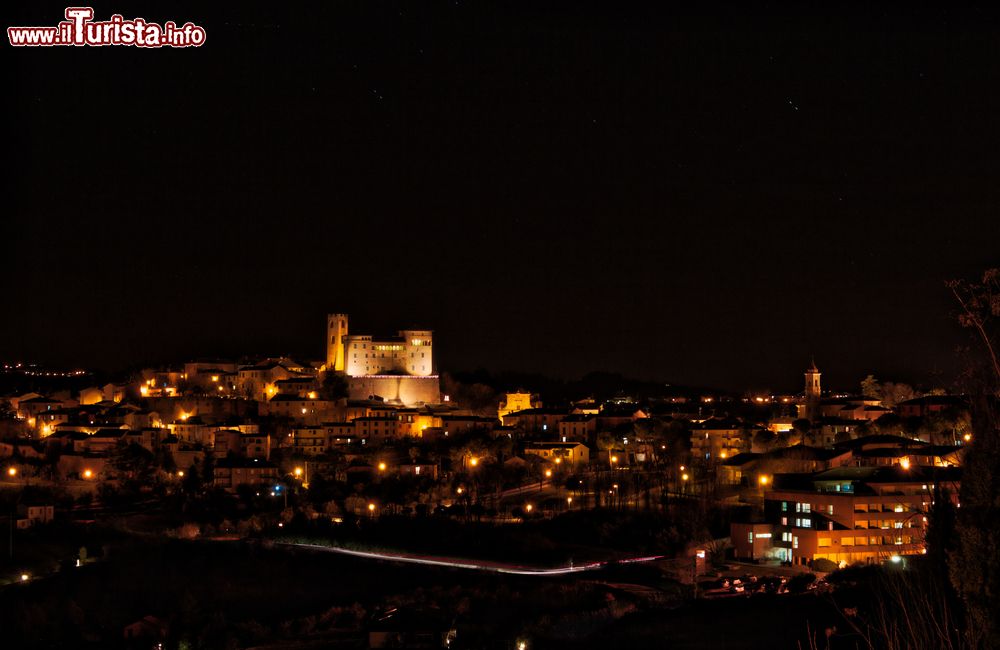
[{"x1": 0, "y1": 530, "x2": 848, "y2": 650}]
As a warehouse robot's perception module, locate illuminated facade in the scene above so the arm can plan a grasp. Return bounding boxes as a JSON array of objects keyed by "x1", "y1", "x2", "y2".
[
  {"x1": 732, "y1": 466, "x2": 961, "y2": 567},
  {"x1": 326, "y1": 314, "x2": 440, "y2": 405},
  {"x1": 344, "y1": 332, "x2": 434, "y2": 377},
  {"x1": 498, "y1": 392, "x2": 540, "y2": 425}
]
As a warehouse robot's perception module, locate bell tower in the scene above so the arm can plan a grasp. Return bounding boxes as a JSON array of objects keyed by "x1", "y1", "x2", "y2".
[
  {"x1": 326, "y1": 313, "x2": 348, "y2": 372},
  {"x1": 804, "y1": 358, "x2": 821, "y2": 399},
  {"x1": 803, "y1": 358, "x2": 821, "y2": 420}
]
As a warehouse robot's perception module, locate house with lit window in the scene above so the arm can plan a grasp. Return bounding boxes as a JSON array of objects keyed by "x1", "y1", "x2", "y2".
[
  {"x1": 523, "y1": 441, "x2": 590, "y2": 466},
  {"x1": 291, "y1": 426, "x2": 328, "y2": 456},
  {"x1": 558, "y1": 414, "x2": 597, "y2": 442},
  {"x1": 260, "y1": 394, "x2": 339, "y2": 424},
  {"x1": 353, "y1": 416, "x2": 399, "y2": 441},
  {"x1": 214, "y1": 458, "x2": 279, "y2": 491},
  {"x1": 440, "y1": 415, "x2": 497, "y2": 436},
  {"x1": 690, "y1": 417, "x2": 747, "y2": 462},
  {"x1": 505, "y1": 408, "x2": 569, "y2": 435},
  {"x1": 240, "y1": 432, "x2": 271, "y2": 460},
  {"x1": 731, "y1": 465, "x2": 961, "y2": 568}
]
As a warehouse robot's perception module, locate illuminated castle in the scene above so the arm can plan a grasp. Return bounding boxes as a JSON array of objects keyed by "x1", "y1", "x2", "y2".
[{"x1": 326, "y1": 313, "x2": 440, "y2": 405}]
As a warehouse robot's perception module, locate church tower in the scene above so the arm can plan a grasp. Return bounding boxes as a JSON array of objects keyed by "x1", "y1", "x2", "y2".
[
  {"x1": 805, "y1": 358, "x2": 821, "y2": 399},
  {"x1": 803, "y1": 358, "x2": 821, "y2": 420},
  {"x1": 326, "y1": 313, "x2": 349, "y2": 372}
]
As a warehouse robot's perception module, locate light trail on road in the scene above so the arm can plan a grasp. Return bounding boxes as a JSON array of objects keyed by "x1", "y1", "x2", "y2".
[{"x1": 278, "y1": 542, "x2": 663, "y2": 576}]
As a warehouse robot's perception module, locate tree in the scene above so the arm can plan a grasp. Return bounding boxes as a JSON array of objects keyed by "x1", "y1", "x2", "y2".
[
  {"x1": 791, "y1": 418, "x2": 814, "y2": 446},
  {"x1": 320, "y1": 372, "x2": 349, "y2": 400},
  {"x1": 861, "y1": 374, "x2": 881, "y2": 400},
  {"x1": 880, "y1": 381, "x2": 917, "y2": 409},
  {"x1": 108, "y1": 442, "x2": 155, "y2": 482},
  {"x1": 181, "y1": 463, "x2": 202, "y2": 495},
  {"x1": 947, "y1": 268, "x2": 1000, "y2": 648}
]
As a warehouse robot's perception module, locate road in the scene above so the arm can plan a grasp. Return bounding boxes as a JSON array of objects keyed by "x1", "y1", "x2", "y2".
[{"x1": 278, "y1": 541, "x2": 663, "y2": 576}]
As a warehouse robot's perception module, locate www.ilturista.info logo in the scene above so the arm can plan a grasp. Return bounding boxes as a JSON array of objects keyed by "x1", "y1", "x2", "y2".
[{"x1": 8, "y1": 7, "x2": 206, "y2": 48}]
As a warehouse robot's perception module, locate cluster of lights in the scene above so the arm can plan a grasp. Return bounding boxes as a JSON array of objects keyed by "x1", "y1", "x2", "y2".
[{"x1": 2, "y1": 363, "x2": 88, "y2": 377}]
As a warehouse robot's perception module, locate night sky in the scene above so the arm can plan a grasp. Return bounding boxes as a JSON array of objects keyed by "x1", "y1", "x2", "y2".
[{"x1": 5, "y1": 2, "x2": 1000, "y2": 392}]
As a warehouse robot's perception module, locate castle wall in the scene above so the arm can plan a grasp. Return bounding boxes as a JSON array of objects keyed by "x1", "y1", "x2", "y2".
[{"x1": 347, "y1": 375, "x2": 441, "y2": 406}]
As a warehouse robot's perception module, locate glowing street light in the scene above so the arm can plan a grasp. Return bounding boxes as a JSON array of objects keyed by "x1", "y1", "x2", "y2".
[
  {"x1": 7, "y1": 467, "x2": 16, "y2": 477},
  {"x1": 610, "y1": 455, "x2": 618, "y2": 464},
  {"x1": 83, "y1": 469, "x2": 93, "y2": 479},
  {"x1": 758, "y1": 475, "x2": 769, "y2": 486},
  {"x1": 544, "y1": 469, "x2": 552, "y2": 478},
  {"x1": 456, "y1": 486, "x2": 464, "y2": 495},
  {"x1": 566, "y1": 497, "x2": 573, "y2": 507},
  {"x1": 368, "y1": 503, "x2": 376, "y2": 513},
  {"x1": 20, "y1": 573, "x2": 29, "y2": 582},
  {"x1": 469, "y1": 457, "x2": 479, "y2": 467},
  {"x1": 900, "y1": 458, "x2": 911, "y2": 470},
  {"x1": 177, "y1": 470, "x2": 185, "y2": 478},
  {"x1": 524, "y1": 503, "x2": 533, "y2": 513},
  {"x1": 681, "y1": 473, "x2": 689, "y2": 482},
  {"x1": 377, "y1": 462, "x2": 387, "y2": 472}
]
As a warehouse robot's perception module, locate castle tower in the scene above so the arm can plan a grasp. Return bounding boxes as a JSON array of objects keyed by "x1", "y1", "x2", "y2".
[{"x1": 326, "y1": 313, "x2": 349, "y2": 372}]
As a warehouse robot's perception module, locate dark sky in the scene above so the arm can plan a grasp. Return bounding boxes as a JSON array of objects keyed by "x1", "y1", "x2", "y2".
[{"x1": 5, "y1": 2, "x2": 1000, "y2": 392}]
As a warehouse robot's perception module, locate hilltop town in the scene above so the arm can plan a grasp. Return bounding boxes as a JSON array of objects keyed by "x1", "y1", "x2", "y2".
[{"x1": 1, "y1": 314, "x2": 968, "y2": 577}]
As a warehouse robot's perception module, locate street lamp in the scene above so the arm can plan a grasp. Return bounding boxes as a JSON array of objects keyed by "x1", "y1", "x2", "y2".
[
  {"x1": 7, "y1": 467, "x2": 16, "y2": 477},
  {"x1": 469, "y1": 457, "x2": 479, "y2": 468},
  {"x1": 83, "y1": 469, "x2": 93, "y2": 479},
  {"x1": 294, "y1": 466, "x2": 304, "y2": 478},
  {"x1": 524, "y1": 503, "x2": 533, "y2": 514},
  {"x1": 758, "y1": 475, "x2": 769, "y2": 486},
  {"x1": 545, "y1": 469, "x2": 552, "y2": 478},
  {"x1": 377, "y1": 462, "x2": 387, "y2": 472},
  {"x1": 368, "y1": 502, "x2": 376, "y2": 515}
]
